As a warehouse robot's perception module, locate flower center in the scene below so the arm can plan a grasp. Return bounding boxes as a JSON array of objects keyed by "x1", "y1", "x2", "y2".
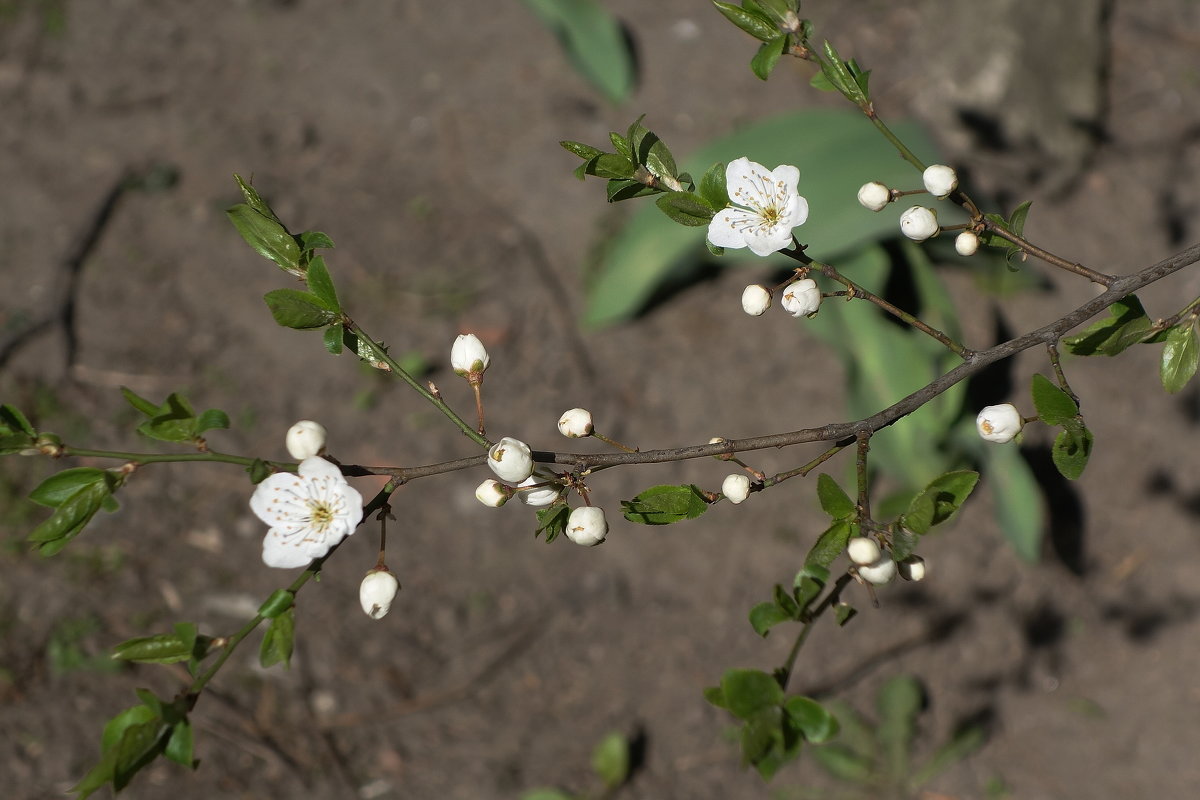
[{"x1": 306, "y1": 499, "x2": 336, "y2": 532}]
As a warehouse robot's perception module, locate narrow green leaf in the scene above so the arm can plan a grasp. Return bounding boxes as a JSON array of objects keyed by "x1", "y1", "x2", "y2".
[
  {"x1": 259, "y1": 607, "x2": 295, "y2": 669},
  {"x1": 29, "y1": 467, "x2": 107, "y2": 508},
  {"x1": 535, "y1": 502, "x2": 570, "y2": 543},
  {"x1": 750, "y1": 35, "x2": 787, "y2": 81},
  {"x1": 655, "y1": 191, "x2": 714, "y2": 226},
  {"x1": 0, "y1": 403, "x2": 36, "y2": 436},
  {"x1": 119, "y1": 386, "x2": 161, "y2": 417},
  {"x1": 620, "y1": 484, "x2": 708, "y2": 525},
  {"x1": 784, "y1": 696, "x2": 839, "y2": 743},
  {"x1": 518, "y1": 0, "x2": 634, "y2": 104},
  {"x1": 226, "y1": 203, "x2": 301, "y2": 272},
  {"x1": 113, "y1": 719, "x2": 167, "y2": 790},
  {"x1": 263, "y1": 288, "x2": 338, "y2": 330},
  {"x1": 1161, "y1": 322, "x2": 1199, "y2": 393},
  {"x1": 1052, "y1": 425, "x2": 1094, "y2": 481},
  {"x1": 720, "y1": 668, "x2": 784, "y2": 720},
  {"x1": 195, "y1": 409, "x2": 229, "y2": 434},
  {"x1": 749, "y1": 602, "x2": 794, "y2": 637},
  {"x1": 28, "y1": 481, "x2": 109, "y2": 552},
  {"x1": 305, "y1": 255, "x2": 340, "y2": 312},
  {"x1": 805, "y1": 519, "x2": 853, "y2": 570},
  {"x1": 1007, "y1": 200, "x2": 1032, "y2": 237},
  {"x1": 609, "y1": 131, "x2": 632, "y2": 160},
  {"x1": 591, "y1": 731, "x2": 630, "y2": 789},
  {"x1": 816, "y1": 473, "x2": 855, "y2": 519},
  {"x1": 712, "y1": 1, "x2": 778, "y2": 42},
  {"x1": 233, "y1": 174, "x2": 283, "y2": 223},
  {"x1": 258, "y1": 589, "x2": 294, "y2": 619},
  {"x1": 811, "y1": 743, "x2": 874, "y2": 783},
  {"x1": 111, "y1": 633, "x2": 193, "y2": 665},
  {"x1": 560, "y1": 140, "x2": 604, "y2": 160},
  {"x1": 1030, "y1": 373, "x2": 1078, "y2": 426}
]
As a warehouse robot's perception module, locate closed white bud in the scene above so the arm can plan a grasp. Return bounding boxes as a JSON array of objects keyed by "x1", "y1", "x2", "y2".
[
  {"x1": 517, "y1": 473, "x2": 562, "y2": 507},
  {"x1": 451, "y1": 333, "x2": 490, "y2": 377},
  {"x1": 976, "y1": 404, "x2": 1023, "y2": 443},
  {"x1": 899, "y1": 206, "x2": 939, "y2": 242},
  {"x1": 922, "y1": 164, "x2": 958, "y2": 199},
  {"x1": 285, "y1": 420, "x2": 327, "y2": 460},
  {"x1": 487, "y1": 436, "x2": 534, "y2": 483},
  {"x1": 475, "y1": 479, "x2": 512, "y2": 507},
  {"x1": 857, "y1": 181, "x2": 891, "y2": 212},
  {"x1": 857, "y1": 554, "x2": 897, "y2": 585},
  {"x1": 566, "y1": 506, "x2": 608, "y2": 546},
  {"x1": 781, "y1": 278, "x2": 821, "y2": 318},
  {"x1": 722, "y1": 473, "x2": 751, "y2": 504},
  {"x1": 359, "y1": 569, "x2": 400, "y2": 620},
  {"x1": 955, "y1": 231, "x2": 980, "y2": 256},
  {"x1": 898, "y1": 555, "x2": 926, "y2": 582},
  {"x1": 557, "y1": 408, "x2": 594, "y2": 438},
  {"x1": 847, "y1": 536, "x2": 882, "y2": 566},
  {"x1": 741, "y1": 284, "x2": 772, "y2": 316}
]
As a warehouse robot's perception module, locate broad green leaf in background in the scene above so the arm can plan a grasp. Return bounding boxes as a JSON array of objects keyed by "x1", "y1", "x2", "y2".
[
  {"x1": 978, "y1": 435, "x2": 1044, "y2": 562},
  {"x1": 519, "y1": 0, "x2": 634, "y2": 104},
  {"x1": 582, "y1": 109, "x2": 945, "y2": 326}
]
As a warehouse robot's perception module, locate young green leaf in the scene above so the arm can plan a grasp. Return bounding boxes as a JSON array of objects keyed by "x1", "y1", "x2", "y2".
[
  {"x1": 1030, "y1": 373, "x2": 1078, "y2": 426},
  {"x1": 804, "y1": 519, "x2": 853, "y2": 570},
  {"x1": 195, "y1": 408, "x2": 230, "y2": 435},
  {"x1": 749, "y1": 601, "x2": 794, "y2": 637},
  {"x1": 263, "y1": 288, "x2": 338, "y2": 330},
  {"x1": 0, "y1": 403, "x2": 36, "y2": 436},
  {"x1": 111, "y1": 632, "x2": 195, "y2": 665},
  {"x1": 816, "y1": 473, "x2": 855, "y2": 519},
  {"x1": 29, "y1": 467, "x2": 108, "y2": 508},
  {"x1": 792, "y1": 564, "x2": 829, "y2": 612},
  {"x1": 712, "y1": 1, "x2": 779, "y2": 42},
  {"x1": 591, "y1": 731, "x2": 630, "y2": 789},
  {"x1": 697, "y1": 161, "x2": 728, "y2": 211},
  {"x1": 1062, "y1": 295, "x2": 1153, "y2": 356},
  {"x1": 720, "y1": 668, "x2": 784, "y2": 720},
  {"x1": 1052, "y1": 424, "x2": 1094, "y2": 480},
  {"x1": 655, "y1": 191, "x2": 714, "y2": 226},
  {"x1": 257, "y1": 589, "x2": 295, "y2": 619},
  {"x1": 560, "y1": 139, "x2": 604, "y2": 161},
  {"x1": 226, "y1": 203, "x2": 301, "y2": 273},
  {"x1": 1160, "y1": 322, "x2": 1199, "y2": 393},
  {"x1": 750, "y1": 34, "x2": 787, "y2": 81},
  {"x1": 620, "y1": 484, "x2": 708, "y2": 525},
  {"x1": 305, "y1": 255, "x2": 340, "y2": 312},
  {"x1": 784, "y1": 696, "x2": 839, "y2": 743},
  {"x1": 296, "y1": 230, "x2": 334, "y2": 254},
  {"x1": 900, "y1": 470, "x2": 979, "y2": 536},
  {"x1": 535, "y1": 503, "x2": 570, "y2": 543},
  {"x1": 259, "y1": 607, "x2": 295, "y2": 669},
  {"x1": 323, "y1": 323, "x2": 345, "y2": 355},
  {"x1": 163, "y1": 720, "x2": 196, "y2": 769}
]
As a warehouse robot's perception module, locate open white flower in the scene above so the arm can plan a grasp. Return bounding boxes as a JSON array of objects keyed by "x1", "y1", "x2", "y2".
[
  {"x1": 250, "y1": 456, "x2": 364, "y2": 569},
  {"x1": 707, "y1": 157, "x2": 809, "y2": 257}
]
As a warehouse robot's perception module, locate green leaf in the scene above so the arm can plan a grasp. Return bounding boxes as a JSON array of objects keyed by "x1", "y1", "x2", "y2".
[
  {"x1": 305, "y1": 255, "x2": 340, "y2": 312},
  {"x1": 560, "y1": 140, "x2": 604, "y2": 161},
  {"x1": 226, "y1": 203, "x2": 301, "y2": 273},
  {"x1": 628, "y1": 118, "x2": 678, "y2": 180},
  {"x1": 111, "y1": 633, "x2": 195, "y2": 665},
  {"x1": 900, "y1": 470, "x2": 979, "y2": 536},
  {"x1": 259, "y1": 607, "x2": 295, "y2": 669},
  {"x1": 805, "y1": 519, "x2": 853, "y2": 570},
  {"x1": 697, "y1": 161, "x2": 728, "y2": 212},
  {"x1": 232, "y1": 174, "x2": 284, "y2": 223},
  {"x1": 163, "y1": 720, "x2": 196, "y2": 769},
  {"x1": 750, "y1": 34, "x2": 787, "y2": 81},
  {"x1": 792, "y1": 564, "x2": 829, "y2": 612},
  {"x1": 609, "y1": 131, "x2": 632, "y2": 160},
  {"x1": 263, "y1": 288, "x2": 338, "y2": 330},
  {"x1": 535, "y1": 502, "x2": 570, "y2": 543},
  {"x1": 816, "y1": 473, "x2": 855, "y2": 519},
  {"x1": 587, "y1": 153, "x2": 637, "y2": 180},
  {"x1": 655, "y1": 191, "x2": 714, "y2": 226},
  {"x1": 246, "y1": 458, "x2": 272, "y2": 484},
  {"x1": 720, "y1": 668, "x2": 784, "y2": 720},
  {"x1": 323, "y1": 323, "x2": 345, "y2": 355},
  {"x1": 0, "y1": 403, "x2": 36, "y2": 436},
  {"x1": 29, "y1": 467, "x2": 107, "y2": 508},
  {"x1": 712, "y1": 1, "x2": 779, "y2": 42},
  {"x1": 120, "y1": 387, "x2": 161, "y2": 417},
  {"x1": 911, "y1": 725, "x2": 985, "y2": 788},
  {"x1": 749, "y1": 601, "x2": 794, "y2": 637},
  {"x1": 591, "y1": 731, "x2": 630, "y2": 789},
  {"x1": 136, "y1": 392, "x2": 199, "y2": 444},
  {"x1": 195, "y1": 408, "x2": 229, "y2": 434},
  {"x1": 703, "y1": 685, "x2": 727, "y2": 709},
  {"x1": 742, "y1": 707, "x2": 785, "y2": 774},
  {"x1": 28, "y1": 480, "x2": 111, "y2": 555},
  {"x1": 257, "y1": 589, "x2": 295, "y2": 619},
  {"x1": 878, "y1": 675, "x2": 922, "y2": 783},
  {"x1": 581, "y1": 110, "x2": 942, "y2": 326},
  {"x1": 1030, "y1": 373, "x2": 1078, "y2": 426},
  {"x1": 811, "y1": 743, "x2": 874, "y2": 783},
  {"x1": 620, "y1": 484, "x2": 709, "y2": 525},
  {"x1": 1007, "y1": 200, "x2": 1032, "y2": 237},
  {"x1": 983, "y1": 440, "x2": 1044, "y2": 562},
  {"x1": 784, "y1": 696, "x2": 839, "y2": 743},
  {"x1": 113, "y1": 718, "x2": 167, "y2": 790},
  {"x1": 1062, "y1": 295, "x2": 1153, "y2": 356},
  {"x1": 296, "y1": 230, "x2": 334, "y2": 253},
  {"x1": 1052, "y1": 424, "x2": 1094, "y2": 481},
  {"x1": 834, "y1": 603, "x2": 857, "y2": 626},
  {"x1": 1161, "y1": 322, "x2": 1199, "y2": 393},
  {"x1": 518, "y1": 0, "x2": 634, "y2": 104}
]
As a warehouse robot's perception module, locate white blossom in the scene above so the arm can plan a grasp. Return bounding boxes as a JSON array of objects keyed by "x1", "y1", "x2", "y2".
[
  {"x1": 922, "y1": 164, "x2": 958, "y2": 198},
  {"x1": 707, "y1": 157, "x2": 809, "y2": 257},
  {"x1": 857, "y1": 181, "x2": 891, "y2": 212},
  {"x1": 359, "y1": 569, "x2": 400, "y2": 620},
  {"x1": 955, "y1": 231, "x2": 980, "y2": 256},
  {"x1": 899, "y1": 206, "x2": 939, "y2": 242},
  {"x1": 722, "y1": 473, "x2": 751, "y2": 504},
  {"x1": 487, "y1": 436, "x2": 534, "y2": 483},
  {"x1": 566, "y1": 506, "x2": 608, "y2": 546},
  {"x1": 517, "y1": 473, "x2": 562, "y2": 507},
  {"x1": 475, "y1": 479, "x2": 511, "y2": 507},
  {"x1": 285, "y1": 420, "x2": 327, "y2": 460},
  {"x1": 976, "y1": 404, "x2": 1023, "y2": 443},
  {"x1": 858, "y1": 554, "x2": 897, "y2": 585},
  {"x1": 250, "y1": 457, "x2": 364, "y2": 569},
  {"x1": 451, "y1": 333, "x2": 490, "y2": 377},
  {"x1": 847, "y1": 537, "x2": 881, "y2": 566},
  {"x1": 781, "y1": 278, "x2": 821, "y2": 318},
  {"x1": 898, "y1": 555, "x2": 926, "y2": 582},
  {"x1": 557, "y1": 408, "x2": 594, "y2": 438},
  {"x1": 741, "y1": 284, "x2": 772, "y2": 316}
]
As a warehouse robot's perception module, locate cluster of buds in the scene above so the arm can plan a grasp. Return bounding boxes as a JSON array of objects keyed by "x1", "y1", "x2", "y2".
[
  {"x1": 857, "y1": 165, "x2": 972, "y2": 250},
  {"x1": 741, "y1": 278, "x2": 822, "y2": 319},
  {"x1": 847, "y1": 536, "x2": 925, "y2": 586}
]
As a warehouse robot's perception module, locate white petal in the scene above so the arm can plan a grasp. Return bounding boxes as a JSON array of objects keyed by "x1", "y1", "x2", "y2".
[
  {"x1": 724, "y1": 157, "x2": 775, "y2": 210},
  {"x1": 783, "y1": 193, "x2": 809, "y2": 227},
  {"x1": 707, "y1": 208, "x2": 750, "y2": 249},
  {"x1": 297, "y1": 455, "x2": 344, "y2": 481},
  {"x1": 743, "y1": 227, "x2": 795, "y2": 257},
  {"x1": 262, "y1": 529, "x2": 318, "y2": 568},
  {"x1": 769, "y1": 164, "x2": 801, "y2": 195}
]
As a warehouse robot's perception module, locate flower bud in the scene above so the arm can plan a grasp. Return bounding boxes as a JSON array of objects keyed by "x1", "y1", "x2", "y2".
[
  {"x1": 722, "y1": 473, "x2": 751, "y2": 504},
  {"x1": 898, "y1": 555, "x2": 926, "y2": 582},
  {"x1": 976, "y1": 404, "x2": 1023, "y2": 443},
  {"x1": 955, "y1": 231, "x2": 979, "y2": 256},
  {"x1": 487, "y1": 436, "x2": 534, "y2": 483},
  {"x1": 847, "y1": 536, "x2": 881, "y2": 566},
  {"x1": 781, "y1": 278, "x2": 821, "y2": 318},
  {"x1": 517, "y1": 473, "x2": 562, "y2": 507},
  {"x1": 359, "y1": 568, "x2": 400, "y2": 620},
  {"x1": 475, "y1": 479, "x2": 512, "y2": 507},
  {"x1": 566, "y1": 506, "x2": 607, "y2": 546},
  {"x1": 741, "y1": 284, "x2": 772, "y2": 316},
  {"x1": 451, "y1": 333, "x2": 490, "y2": 377},
  {"x1": 899, "y1": 206, "x2": 939, "y2": 242},
  {"x1": 285, "y1": 420, "x2": 327, "y2": 460},
  {"x1": 557, "y1": 408, "x2": 594, "y2": 438},
  {"x1": 922, "y1": 164, "x2": 958, "y2": 199},
  {"x1": 857, "y1": 181, "x2": 891, "y2": 212},
  {"x1": 857, "y1": 554, "x2": 897, "y2": 585}
]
